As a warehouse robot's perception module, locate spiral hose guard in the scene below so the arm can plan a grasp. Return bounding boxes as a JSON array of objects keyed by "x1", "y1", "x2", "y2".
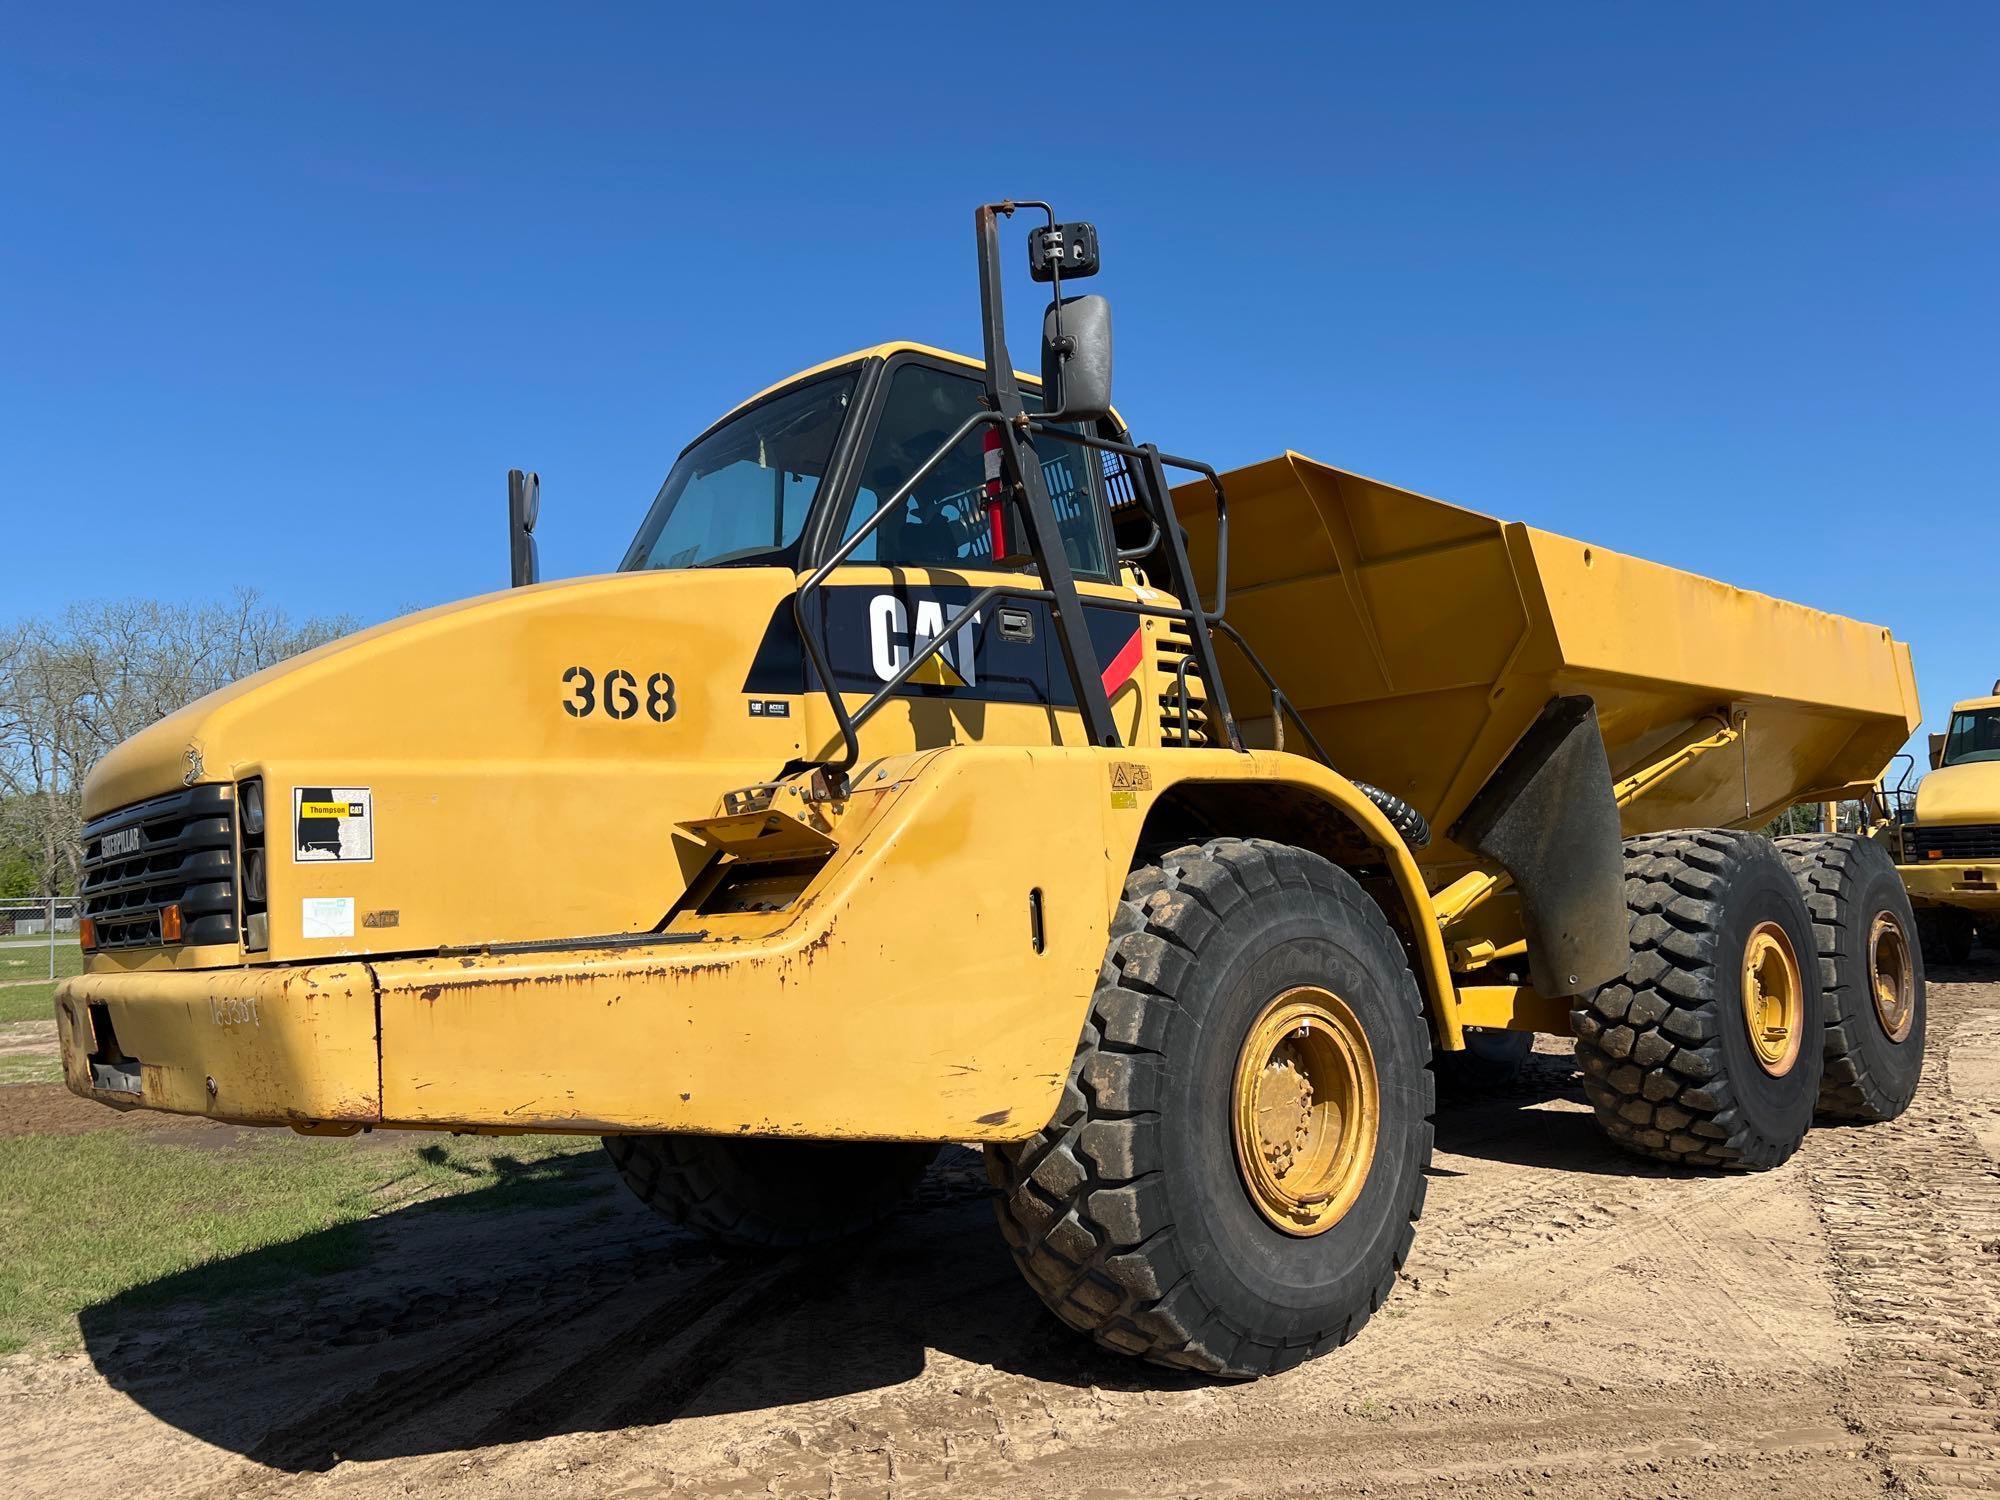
[{"x1": 1355, "y1": 781, "x2": 1431, "y2": 849}]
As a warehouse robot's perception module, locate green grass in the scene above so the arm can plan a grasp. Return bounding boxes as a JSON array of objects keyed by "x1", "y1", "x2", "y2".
[
  {"x1": 0, "y1": 984, "x2": 60, "y2": 1024},
  {"x1": 0, "y1": 1131, "x2": 609, "y2": 1355},
  {"x1": 0, "y1": 941, "x2": 82, "y2": 1024},
  {"x1": 0, "y1": 1054, "x2": 61, "y2": 1085}
]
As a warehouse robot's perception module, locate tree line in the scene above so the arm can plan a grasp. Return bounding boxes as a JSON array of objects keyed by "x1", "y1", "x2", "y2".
[{"x1": 0, "y1": 592, "x2": 355, "y2": 897}]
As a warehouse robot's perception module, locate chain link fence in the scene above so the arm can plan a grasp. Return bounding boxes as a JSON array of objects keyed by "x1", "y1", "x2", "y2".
[{"x1": 0, "y1": 897, "x2": 83, "y2": 982}]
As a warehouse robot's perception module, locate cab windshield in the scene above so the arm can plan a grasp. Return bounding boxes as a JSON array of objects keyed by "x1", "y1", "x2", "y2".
[
  {"x1": 1941, "y1": 707, "x2": 2000, "y2": 767},
  {"x1": 620, "y1": 371, "x2": 857, "y2": 571}
]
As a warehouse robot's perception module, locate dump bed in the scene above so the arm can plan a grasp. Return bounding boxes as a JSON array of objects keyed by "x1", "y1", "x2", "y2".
[{"x1": 1173, "y1": 453, "x2": 1920, "y2": 870}]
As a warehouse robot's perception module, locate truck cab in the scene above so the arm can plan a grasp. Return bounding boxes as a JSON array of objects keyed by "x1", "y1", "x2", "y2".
[{"x1": 1900, "y1": 690, "x2": 2000, "y2": 961}]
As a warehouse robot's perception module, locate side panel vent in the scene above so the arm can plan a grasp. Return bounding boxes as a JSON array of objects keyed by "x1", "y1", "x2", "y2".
[{"x1": 1152, "y1": 623, "x2": 1212, "y2": 747}]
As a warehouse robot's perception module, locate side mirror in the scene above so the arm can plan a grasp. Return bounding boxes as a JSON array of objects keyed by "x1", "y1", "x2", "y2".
[
  {"x1": 1928, "y1": 732, "x2": 1946, "y2": 771},
  {"x1": 1042, "y1": 295, "x2": 1112, "y2": 422},
  {"x1": 508, "y1": 469, "x2": 540, "y2": 587}
]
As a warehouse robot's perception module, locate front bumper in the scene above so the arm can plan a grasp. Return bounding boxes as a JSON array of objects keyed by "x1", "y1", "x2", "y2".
[
  {"x1": 56, "y1": 923, "x2": 1087, "y2": 1141},
  {"x1": 56, "y1": 963, "x2": 380, "y2": 1125},
  {"x1": 1898, "y1": 860, "x2": 2000, "y2": 913}
]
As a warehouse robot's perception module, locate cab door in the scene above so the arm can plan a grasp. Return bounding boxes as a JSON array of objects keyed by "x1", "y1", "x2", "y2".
[{"x1": 798, "y1": 353, "x2": 1140, "y2": 760}]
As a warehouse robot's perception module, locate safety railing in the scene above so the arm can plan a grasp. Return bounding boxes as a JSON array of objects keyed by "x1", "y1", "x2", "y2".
[{"x1": 789, "y1": 412, "x2": 1241, "y2": 783}]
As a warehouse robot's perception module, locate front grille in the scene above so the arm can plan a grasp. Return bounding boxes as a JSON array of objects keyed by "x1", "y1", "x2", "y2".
[
  {"x1": 81, "y1": 785, "x2": 237, "y2": 948},
  {"x1": 1904, "y1": 823, "x2": 2000, "y2": 862}
]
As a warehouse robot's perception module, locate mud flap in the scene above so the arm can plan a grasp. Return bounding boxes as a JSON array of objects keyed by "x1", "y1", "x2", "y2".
[{"x1": 1453, "y1": 695, "x2": 1629, "y2": 997}]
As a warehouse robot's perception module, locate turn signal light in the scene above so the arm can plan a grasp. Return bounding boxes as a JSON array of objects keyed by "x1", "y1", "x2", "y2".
[
  {"x1": 78, "y1": 917, "x2": 97, "y2": 952},
  {"x1": 160, "y1": 903, "x2": 184, "y2": 943}
]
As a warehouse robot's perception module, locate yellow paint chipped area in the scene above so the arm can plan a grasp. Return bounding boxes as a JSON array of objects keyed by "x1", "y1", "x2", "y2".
[
  {"x1": 54, "y1": 963, "x2": 379, "y2": 1124},
  {"x1": 373, "y1": 748, "x2": 1109, "y2": 1139}
]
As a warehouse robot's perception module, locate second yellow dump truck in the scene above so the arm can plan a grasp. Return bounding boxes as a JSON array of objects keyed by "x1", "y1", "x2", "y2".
[
  {"x1": 1898, "y1": 687, "x2": 2000, "y2": 963},
  {"x1": 57, "y1": 203, "x2": 1926, "y2": 1377}
]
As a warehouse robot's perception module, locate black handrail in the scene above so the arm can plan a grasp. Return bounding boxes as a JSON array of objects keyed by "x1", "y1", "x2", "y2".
[
  {"x1": 788, "y1": 411, "x2": 1249, "y2": 779},
  {"x1": 1028, "y1": 421, "x2": 1232, "y2": 622},
  {"x1": 1209, "y1": 619, "x2": 1338, "y2": 766},
  {"x1": 1204, "y1": 619, "x2": 1431, "y2": 847},
  {"x1": 786, "y1": 200, "x2": 1244, "y2": 785},
  {"x1": 789, "y1": 407, "x2": 1005, "y2": 777}
]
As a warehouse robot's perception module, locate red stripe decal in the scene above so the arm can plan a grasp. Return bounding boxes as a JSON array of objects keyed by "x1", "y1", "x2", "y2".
[{"x1": 1100, "y1": 628, "x2": 1144, "y2": 698}]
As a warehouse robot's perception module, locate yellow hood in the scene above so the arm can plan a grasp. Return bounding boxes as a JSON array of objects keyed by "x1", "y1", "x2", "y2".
[
  {"x1": 84, "y1": 567, "x2": 806, "y2": 963},
  {"x1": 1913, "y1": 760, "x2": 2000, "y2": 826}
]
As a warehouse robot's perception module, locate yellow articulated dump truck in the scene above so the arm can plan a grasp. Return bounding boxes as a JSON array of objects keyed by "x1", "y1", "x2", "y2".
[
  {"x1": 59, "y1": 203, "x2": 1925, "y2": 1377},
  {"x1": 1898, "y1": 687, "x2": 2000, "y2": 964}
]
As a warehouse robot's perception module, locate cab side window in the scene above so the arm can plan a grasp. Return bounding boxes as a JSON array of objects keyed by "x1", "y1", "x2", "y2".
[{"x1": 841, "y1": 365, "x2": 1107, "y2": 575}]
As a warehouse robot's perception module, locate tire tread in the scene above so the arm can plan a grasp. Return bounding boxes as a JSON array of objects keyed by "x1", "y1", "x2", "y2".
[
  {"x1": 1572, "y1": 829, "x2": 1818, "y2": 1171},
  {"x1": 986, "y1": 838, "x2": 1434, "y2": 1377}
]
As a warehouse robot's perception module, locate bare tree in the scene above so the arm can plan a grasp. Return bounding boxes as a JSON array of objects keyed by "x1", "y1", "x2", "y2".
[{"x1": 0, "y1": 591, "x2": 355, "y2": 894}]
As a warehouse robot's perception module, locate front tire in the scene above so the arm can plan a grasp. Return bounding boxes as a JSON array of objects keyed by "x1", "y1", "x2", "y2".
[
  {"x1": 602, "y1": 1134, "x2": 937, "y2": 1248},
  {"x1": 986, "y1": 838, "x2": 1435, "y2": 1378},
  {"x1": 1574, "y1": 830, "x2": 1823, "y2": 1170},
  {"x1": 1774, "y1": 834, "x2": 1926, "y2": 1121}
]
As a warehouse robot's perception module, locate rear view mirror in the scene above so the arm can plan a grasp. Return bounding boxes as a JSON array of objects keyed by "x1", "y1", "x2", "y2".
[
  {"x1": 1929, "y1": 732, "x2": 1946, "y2": 771},
  {"x1": 1042, "y1": 295, "x2": 1112, "y2": 422},
  {"x1": 508, "y1": 469, "x2": 540, "y2": 587}
]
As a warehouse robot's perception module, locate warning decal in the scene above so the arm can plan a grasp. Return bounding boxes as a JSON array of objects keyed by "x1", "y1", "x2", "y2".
[
  {"x1": 1109, "y1": 762, "x2": 1154, "y2": 792},
  {"x1": 1108, "y1": 761, "x2": 1154, "y2": 811},
  {"x1": 293, "y1": 786, "x2": 374, "y2": 863}
]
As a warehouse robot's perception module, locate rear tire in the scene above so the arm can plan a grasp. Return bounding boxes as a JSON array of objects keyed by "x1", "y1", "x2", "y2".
[
  {"x1": 1774, "y1": 834, "x2": 1926, "y2": 1121},
  {"x1": 986, "y1": 838, "x2": 1435, "y2": 1378},
  {"x1": 602, "y1": 1134, "x2": 937, "y2": 1248},
  {"x1": 1573, "y1": 830, "x2": 1823, "y2": 1170}
]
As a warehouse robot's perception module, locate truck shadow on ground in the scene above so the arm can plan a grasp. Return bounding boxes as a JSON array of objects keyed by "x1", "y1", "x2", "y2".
[
  {"x1": 77, "y1": 1146, "x2": 1200, "y2": 1471},
  {"x1": 78, "y1": 1060, "x2": 1708, "y2": 1473},
  {"x1": 1426, "y1": 1053, "x2": 1708, "y2": 1180}
]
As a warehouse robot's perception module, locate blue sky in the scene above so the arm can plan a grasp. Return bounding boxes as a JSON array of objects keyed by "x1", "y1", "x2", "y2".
[{"x1": 3, "y1": 4, "x2": 1993, "y2": 762}]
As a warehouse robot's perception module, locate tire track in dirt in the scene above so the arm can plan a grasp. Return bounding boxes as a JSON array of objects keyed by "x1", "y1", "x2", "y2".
[
  {"x1": 239, "y1": 1273, "x2": 650, "y2": 1474},
  {"x1": 181, "y1": 1226, "x2": 748, "y2": 1492},
  {"x1": 462, "y1": 1261, "x2": 775, "y2": 1446},
  {"x1": 1806, "y1": 984, "x2": 2000, "y2": 1499},
  {"x1": 207, "y1": 1152, "x2": 998, "y2": 1496}
]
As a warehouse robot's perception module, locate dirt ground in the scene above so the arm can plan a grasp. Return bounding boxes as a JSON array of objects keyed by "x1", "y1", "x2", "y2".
[{"x1": 3, "y1": 976, "x2": 1997, "y2": 1500}]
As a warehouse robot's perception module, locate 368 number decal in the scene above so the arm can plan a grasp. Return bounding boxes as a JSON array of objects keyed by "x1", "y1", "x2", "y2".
[{"x1": 562, "y1": 667, "x2": 677, "y2": 722}]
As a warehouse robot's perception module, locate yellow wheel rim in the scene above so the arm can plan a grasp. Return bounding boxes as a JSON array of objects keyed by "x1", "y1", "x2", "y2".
[
  {"x1": 1231, "y1": 986, "x2": 1380, "y2": 1237},
  {"x1": 1741, "y1": 921, "x2": 1805, "y2": 1076},
  {"x1": 1868, "y1": 911, "x2": 1916, "y2": 1043}
]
